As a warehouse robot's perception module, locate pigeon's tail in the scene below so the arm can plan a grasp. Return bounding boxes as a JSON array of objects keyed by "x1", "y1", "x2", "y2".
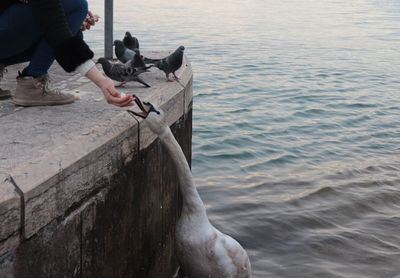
[
  {"x1": 136, "y1": 76, "x2": 151, "y2": 88},
  {"x1": 143, "y1": 57, "x2": 161, "y2": 64},
  {"x1": 135, "y1": 65, "x2": 154, "y2": 75},
  {"x1": 143, "y1": 65, "x2": 154, "y2": 72}
]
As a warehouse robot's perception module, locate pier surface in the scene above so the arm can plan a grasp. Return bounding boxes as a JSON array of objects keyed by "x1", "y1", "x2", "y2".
[{"x1": 0, "y1": 52, "x2": 193, "y2": 277}]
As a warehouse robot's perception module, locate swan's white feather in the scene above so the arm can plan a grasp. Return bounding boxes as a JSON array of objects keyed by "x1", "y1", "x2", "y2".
[{"x1": 145, "y1": 108, "x2": 252, "y2": 278}]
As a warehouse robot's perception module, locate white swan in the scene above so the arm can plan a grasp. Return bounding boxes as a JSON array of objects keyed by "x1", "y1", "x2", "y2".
[{"x1": 128, "y1": 97, "x2": 251, "y2": 278}]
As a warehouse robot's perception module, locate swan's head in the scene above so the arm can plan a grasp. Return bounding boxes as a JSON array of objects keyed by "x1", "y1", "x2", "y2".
[{"x1": 127, "y1": 96, "x2": 166, "y2": 135}]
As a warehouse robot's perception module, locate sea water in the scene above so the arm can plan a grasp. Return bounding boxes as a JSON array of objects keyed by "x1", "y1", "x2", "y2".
[{"x1": 87, "y1": 0, "x2": 400, "y2": 276}]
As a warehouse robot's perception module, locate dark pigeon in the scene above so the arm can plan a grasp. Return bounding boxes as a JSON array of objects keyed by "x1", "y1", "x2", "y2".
[
  {"x1": 132, "y1": 48, "x2": 147, "y2": 68},
  {"x1": 143, "y1": 56, "x2": 161, "y2": 64},
  {"x1": 114, "y1": 39, "x2": 148, "y2": 68},
  {"x1": 152, "y1": 46, "x2": 185, "y2": 81},
  {"x1": 123, "y1": 32, "x2": 139, "y2": 50},
  {"x1": 114, "y1": 40, "x2": 135, "y2": 64},
  {"x1": 97, "y1": 58, "x2": 151, "y2": 88}
]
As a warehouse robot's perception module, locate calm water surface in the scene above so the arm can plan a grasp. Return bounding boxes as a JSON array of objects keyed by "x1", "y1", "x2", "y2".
[{"x1": 88, "y1": 0, "x2": 400, "y2": 276}]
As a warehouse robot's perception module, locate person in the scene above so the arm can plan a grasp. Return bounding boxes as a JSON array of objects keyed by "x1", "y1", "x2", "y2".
[{"x1": 0, "y1": 0, "x2": 133, "y2": 107}]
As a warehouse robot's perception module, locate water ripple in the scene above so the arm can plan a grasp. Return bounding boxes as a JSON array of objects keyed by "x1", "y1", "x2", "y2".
[{"x1": 87, "y1": 0, "x2": 400, "y2": 276}]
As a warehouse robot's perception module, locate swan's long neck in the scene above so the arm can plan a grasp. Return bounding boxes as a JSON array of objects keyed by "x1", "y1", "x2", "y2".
[{"x1": 158, "y1": 126, "x2": 206, "y2": 215}]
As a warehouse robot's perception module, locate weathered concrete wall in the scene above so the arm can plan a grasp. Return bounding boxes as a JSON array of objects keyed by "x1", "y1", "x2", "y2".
[
  {"x1": 2, "y1": 112, "x2": 191, "y2": 278},
  {"x1": 0, "y1": 53, "x2": 193, "y2": 277}
]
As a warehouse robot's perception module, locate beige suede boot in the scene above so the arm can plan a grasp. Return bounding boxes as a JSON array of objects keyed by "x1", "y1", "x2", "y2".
[{"x1": 12, "y1": 74, "x2": 76, "y2": 106}]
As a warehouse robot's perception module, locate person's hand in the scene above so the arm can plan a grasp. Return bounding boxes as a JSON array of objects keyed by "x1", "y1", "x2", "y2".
[
  {"x1": 98, "y1": 77, "x2": 134, "y2": 107},
  {"x1": 85, "y1": 65, "x2": 134, "y2": 107},
  {"x1": 81, "y1": 11, "x2": 100, "y2": 31}
]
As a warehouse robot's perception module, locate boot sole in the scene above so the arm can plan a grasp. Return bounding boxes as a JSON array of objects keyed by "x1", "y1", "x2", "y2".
[
  {"x1": 12, "y1": 98, "x2": 75, "y2": 106},
  {"x1": 0, "y1": 91, "x2": 12, "y2": 100},
  {"x1": 0, "y1": 95, "x2": 11, "y2": 100}
]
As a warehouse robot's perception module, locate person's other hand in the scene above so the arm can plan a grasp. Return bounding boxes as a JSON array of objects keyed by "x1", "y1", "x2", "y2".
[
  {"x1": 99, "y1": 77, "x2": 134, "y2": 107},
  {"x1": 81, "y1": 11, "x2": 100, "y2": 31}
]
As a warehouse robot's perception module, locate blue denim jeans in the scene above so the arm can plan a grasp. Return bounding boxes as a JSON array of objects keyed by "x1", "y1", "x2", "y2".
[{"x1": 0, "y1": 0, "x2": 88, "y2": 76}]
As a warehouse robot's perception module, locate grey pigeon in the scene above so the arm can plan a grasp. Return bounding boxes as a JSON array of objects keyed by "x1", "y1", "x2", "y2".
[
  {"x1": 152, "y1": 46, "x2": 185, "y2": 81},
  {"x1": 114, "y1": 40, "x2": 148, "y2": 68},
  {"x1": 143, "y1": 56, "x2": 161, "y2": 64},
  {"x1": 114, "y1": 40, "x2": 135, "y2": 64},
  {"x1": 123, "y1": 32, "x2": 139, "y2": 50},
  {"x1": 97, "y1": 58, "x2": 151, "y2": 88},
  {"x1": 132, "y1": 48, "x2": 147, "y2": 68}
]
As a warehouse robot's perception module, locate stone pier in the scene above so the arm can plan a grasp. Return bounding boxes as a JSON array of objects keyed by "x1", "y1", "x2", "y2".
[{"x1": 0, "y1": 52, "x2": 193, "y2": 278}]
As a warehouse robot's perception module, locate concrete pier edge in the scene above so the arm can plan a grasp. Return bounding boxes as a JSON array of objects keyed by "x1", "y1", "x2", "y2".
[{"x1": 0, "y1": 52, "x2": 193, "y2": 277}]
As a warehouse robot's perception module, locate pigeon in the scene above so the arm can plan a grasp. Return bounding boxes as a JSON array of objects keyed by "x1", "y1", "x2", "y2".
[
  {"x1": 97, "y1": 58, "x2": 151, "y2": 88},
  {"x1": 123, "y1": 31, "x2": 139, "y2": 50},
  {"x1": 121, "y1": 33, "x2": 158, "y2": 66},
  {"x1": 114, "y1": 40, "x2": 148, "y2": 69},
  {"x1": 132, "y1": 48, "x2": 148, "y2": 68},
  {"x1": 151, "y1": 46, "x2": 185, "y2": 81},
  {"x1": 114, "y1": 40, "x2": 135, "y2": 64},
  {"x1": 143, "y1": 56, "x2": 161, "y2": 64}
]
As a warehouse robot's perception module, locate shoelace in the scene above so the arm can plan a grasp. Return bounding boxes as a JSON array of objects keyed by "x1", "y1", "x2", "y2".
[{"x1": 34, "y1": 76, "x2": 62, "y2": 95}]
